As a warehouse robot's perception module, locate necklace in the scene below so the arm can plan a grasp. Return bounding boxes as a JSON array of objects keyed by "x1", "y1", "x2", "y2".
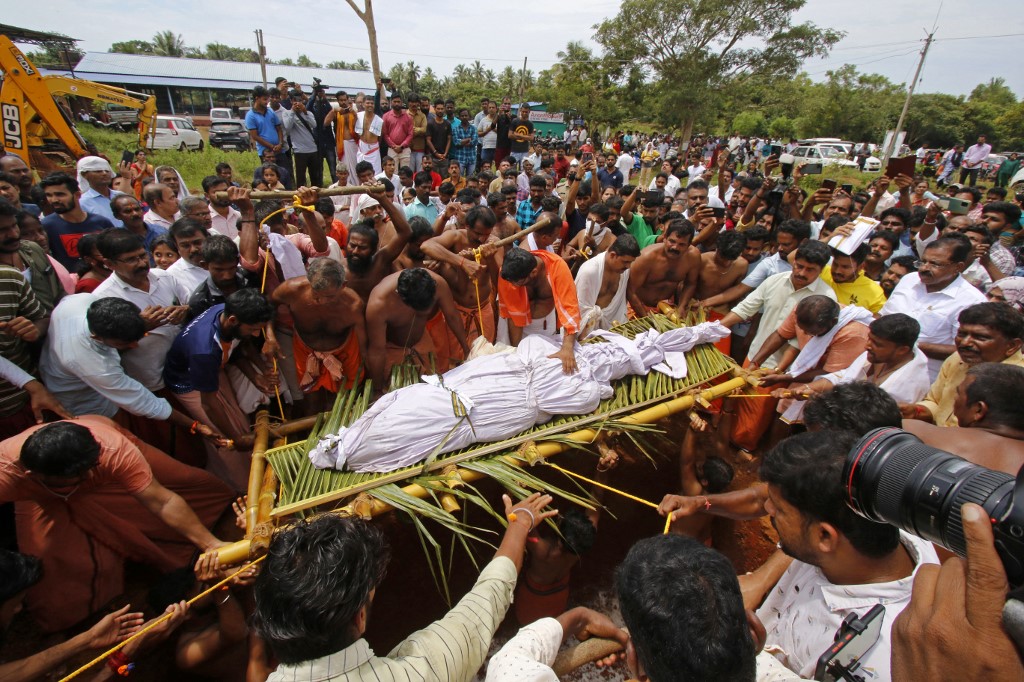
[{"x1": 38, "y1": 482, "x2": 80, "y2": 500}]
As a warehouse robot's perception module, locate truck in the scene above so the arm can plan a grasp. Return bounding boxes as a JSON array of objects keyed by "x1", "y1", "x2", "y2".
[{"x1": 0, "y1": 35, "x2": 157, "y2": 174}]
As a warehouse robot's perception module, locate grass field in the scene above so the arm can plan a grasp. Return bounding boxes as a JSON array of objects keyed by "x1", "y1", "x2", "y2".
[{"x1": 80, "y1": 124, "x2": 885, "y2": 197}]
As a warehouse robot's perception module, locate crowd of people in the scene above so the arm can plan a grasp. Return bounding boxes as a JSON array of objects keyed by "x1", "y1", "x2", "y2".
[{"x1": 0, "y1": 81, "x2": 1023, "y2": 680}]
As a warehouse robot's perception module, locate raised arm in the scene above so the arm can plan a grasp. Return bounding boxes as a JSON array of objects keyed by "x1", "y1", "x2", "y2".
[
  {"x1": 375, "y1": 190, "x2": 413, "y2": 263},
  {"x1": 295, "y1": 187, "x2": 329, "y2": 253},
  {"x1": 229, "y1": 187, "x2": 259, "y2": 264},
  {"x1": 434, "y1": 275, "x2": 471, "y2": 357},
  {"x1": 620, "y1": 185, "x2": 640, "y2": 225}
]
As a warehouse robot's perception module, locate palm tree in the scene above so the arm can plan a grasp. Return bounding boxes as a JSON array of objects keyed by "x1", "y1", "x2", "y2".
[
  {"x1": 471, "y1": 60, "x2": 485, "y2": 80},
  {"x1": 151, "y1": 31, "x2": 186, "y2": 57},
  {"x1": 327, "y1": 60, "x2": 350, "y2": 69},
  {"x1": 205, "y1": 43, "x2": 231, "y2": 61},
  {"x1": 498, "y1": 66, "x2": 518, "y2": 95},
  {"x1": 453, "y1": 64, "x2": 469, "y2": 81},
  {"x1": 484, "y1": 68, "x2": 497, "y2": 87},
  {"x1": 353, "y1": 58, "x2": 370, "y2": 71},
  {"x1": 405, "y1": 60, "x2": 421, "y2": 92}
]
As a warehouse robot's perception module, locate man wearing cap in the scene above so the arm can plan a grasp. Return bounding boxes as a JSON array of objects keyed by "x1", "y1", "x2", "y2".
[
  {"x1": 77, "y1": 156, "x2": 126, "y2": 228},
  {"x1": 245, "y1": 86, "x2": 284, "y2": 159}
]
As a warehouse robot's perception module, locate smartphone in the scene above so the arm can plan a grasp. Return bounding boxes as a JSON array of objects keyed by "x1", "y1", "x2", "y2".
[
  {"x1": 947, "y1": 197, "x2": 971, "y2": 215},
  {"x1": 841, "y1": 183, "x2": 853, "y2": 194},
  {"x1": 820, "y1": 179, "x2": 837, "y2": 191},
  {"x1": 582, "y1": 152, "x2": 593, "y2": 164},
  {"x1": 801, "y1": 162, "x2": 823, "y2": 175},
  {"x1": 121, "y1": 150, "x2": 134, "y2": 165},
  {"x1": 711, "y1": 206, "x2": 726, "y2": 219},
  {"x1": 770, "y1": 144, "x2": 783, "y2": 157},
  {"x1": 815, "y1": 605, "x2": 886, "y2": 682}
]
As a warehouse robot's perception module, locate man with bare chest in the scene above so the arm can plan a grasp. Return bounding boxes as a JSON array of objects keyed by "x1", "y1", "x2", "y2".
[
  {"x1": 498, "y1": 247, "x2": 582, "y2": 374},
  {"x1": 345, "y1": 189, "x2": 412, "y2": 301},
  {"x1": 271, "y1": 258, "x2": 366, "y2": 413},
  {"x1": 628, "y1": 218, "x2": 701, "y2": 318},
  {"x1": 393, "y1": 216, "x2": 435, "y2": 272},
  {"x1": 365, "y1": 268, "x2": 471, "y2": 388},
  {"x1": 421, "y1": 206, "x2": 499, "y2": 356},
  {"x1": 696, "y1": 230, "x2": 749, "y2": 318}
]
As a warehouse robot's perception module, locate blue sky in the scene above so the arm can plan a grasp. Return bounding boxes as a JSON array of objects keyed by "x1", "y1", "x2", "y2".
[{"x1": 7, "y1": 0, "x2": 1023, "y2": 97}]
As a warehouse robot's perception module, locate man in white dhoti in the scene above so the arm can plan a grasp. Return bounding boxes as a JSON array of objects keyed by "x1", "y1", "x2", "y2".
[
  {"x1": 574, "y1": 234, "x2": 642, "y2": 335},
  {"x1": 355, "y1": 97, "x2": 384, "y2": 174},
  {"x1": 309, "y1": 323, "x2": 730, "y2": 473}
]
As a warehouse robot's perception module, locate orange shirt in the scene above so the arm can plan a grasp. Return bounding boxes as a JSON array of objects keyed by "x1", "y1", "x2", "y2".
[{"x1": 498, "y1": 250, "x2": 581, "y2": 334}]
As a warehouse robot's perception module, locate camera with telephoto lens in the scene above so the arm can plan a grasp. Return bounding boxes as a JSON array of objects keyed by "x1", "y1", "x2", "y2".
[{"x1": 844, "y1": 427, "x2": 1024, "y2": 587}]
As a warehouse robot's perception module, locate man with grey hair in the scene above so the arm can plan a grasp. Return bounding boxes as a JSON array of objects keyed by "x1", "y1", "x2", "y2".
[
  {"x1": 179, "y1": 195, "x2": 213, "y2": 231},
  {"x1": 270, "y1": 257, "x2": 367, "y2": 413},
  {"x1": 142, "y1": 182, "x2": 179, "y2": 230}
]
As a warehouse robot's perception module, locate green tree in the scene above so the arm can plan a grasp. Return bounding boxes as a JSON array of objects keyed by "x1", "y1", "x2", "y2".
[
  {"x1": 995, "y1": 102, "x2": 1024, "y2": 150},
  {"x1": 796, "y1": 65, "x2": 902, "y2": 141},
  {"x1": 352, "y1": 59, "x2": 370, "y2": 71},
  {"x1": 25, "y1": 42, "x2": 84, "y2": 69},
  {"x1": 594, "y1": 0, "x2": 842, "y2": 140},
  {"x1": 768, "y1": 116, "x2": 797, "y2": 140},
  {"x1": 541, "y1": 41, "x2": 626, "y2": 128},
  {"x1": 110, "y1": 39, "x2": 153, "y2": 55},
  {"x1": 297, "y1": 54, "x2": 321, "y2": 68},
  {"x1": 969, "y1": 78, "x2": 1017, "y2": 109},
  {"x1": 276, "y1": 57, "x2": 295, "y2": 66},
  {"x1": 731, "y1": 111, "x2": 768, "y2": 137},
  {"x1": 151, "y1": 31, "x2": 186, "y2": 57},
  {"x1": 903, "y1": 93, "x2": 966, "y2": 148},
  {"x1": 327, "y1": 60, "x2": 350, "y2": 69}
]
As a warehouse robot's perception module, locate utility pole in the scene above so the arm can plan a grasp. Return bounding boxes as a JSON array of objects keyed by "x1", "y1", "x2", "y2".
[
  {"x1": 518, "y1": 57, "x2": 528, "y2": 105},
  {"x1": 255, "y1": 29, "x2": 268, "y2": 89},
  {"x1": 883, "y1": 31, "x2": 934, "y2": 166}
]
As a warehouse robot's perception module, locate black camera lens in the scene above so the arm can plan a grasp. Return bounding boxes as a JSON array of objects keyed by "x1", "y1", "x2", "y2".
[{"x1": 844, "y1": 428, "x2": 1024, "y2": 584}]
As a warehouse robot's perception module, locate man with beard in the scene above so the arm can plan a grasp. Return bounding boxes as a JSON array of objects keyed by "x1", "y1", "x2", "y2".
[
  {"x1": 365, "y1": 268, "x2": 470, "y2": 387},
  {"x1": 344, "y1": 189, "x2": 412, "y2": 301},
  {"x1": 39, "y1": 173, "x2": 113, "y2": 271},
  {"x1": 271, "y1": 258, "x2": 366, "y2": 414},
  {"x1": 0, "y1": 198, "x2": 65, "y2": 313},
  {"x1": 618, "y1": 186, "x2": 662, "y2": 247},
  {"x1": 861, "y1": 230, "x2": 898, "y2": 282},
  {"x1": 404, "y1": 171, "x2": 440, "y2": 224},
  {"x1": 382, "y1": 94, "x2": 413, "y2": 171},
  {"x1": 564, "y1": 202, "x2": 617, "y2": 261},
  {"x1": 819, "y1": 244, "x2": 887, "y2": 313},
  {"x1": 880, "y1": 237, "x2": 987, "y2": 381},
  {"x1": 0, "y1": 156, "x2": 34, "y2": 205},
  {"x1": 111, "y1": 195, "x2": 169, "y2": 264},
  {"x1": 422, "y1": 206, "x2": 500, "y2": 355},
  {"x1": 903, "y1": 363, "x2": 1024, "y2": 474},
  {"x1": 202, "y1": 176, "x2": 242, "y2": 239},
  {"x1": 574, "y1": 233, "x2": 642, "y2": 333},
  {"x1": 880, "y1": 255, "x2": 917, "y2": 297},
  {"x1": 185, "y1": 235, "x2": 249, "y2": 321},
  {"x1": 901, "y1": 302, "x2": 1024, "y2": 426},
  {"x1": 355, "y1": 93, "x2": 384, "y2": 174},
  {"x1": 627, "y1": 219, "x2": 702, "y2": 318},
  {"x1": 325, "y1": 91, "x2": 359, "y2": 184}
]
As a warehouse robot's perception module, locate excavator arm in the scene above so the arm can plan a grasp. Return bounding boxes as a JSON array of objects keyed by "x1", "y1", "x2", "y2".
[{"x1": 43, "y1": 76, "x2": 157, "y2": 149}]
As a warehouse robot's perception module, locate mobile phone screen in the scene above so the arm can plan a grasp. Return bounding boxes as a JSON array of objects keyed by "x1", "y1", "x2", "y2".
[
  {"x1": 121, "y1": 150, "x2": 135, "y2": 165},
  {"x1": 821, "y1": 179, "x2": 837, "y2": 191}
]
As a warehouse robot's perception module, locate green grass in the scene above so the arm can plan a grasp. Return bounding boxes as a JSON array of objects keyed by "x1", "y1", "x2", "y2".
[{"x1": 80, "y1": 125, "x2": 261, "y2": 194}]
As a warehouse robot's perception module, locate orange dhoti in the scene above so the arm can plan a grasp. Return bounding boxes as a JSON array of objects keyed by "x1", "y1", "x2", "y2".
[
  {"x1": 386, "y1": 311, "x2": 451, "y2": 378},
  {"x1": 706, "y1": 309, "x2": 733, "y2": 355},
  {"x1": 729, "y1": 358, "x2": 781, "y2": 453},
  {"x1": 433, "y1": 299, "x2": 496, "y2": 363},
  {"x1": 294, "y1": 329, "x2": 362, "y2": 393}
]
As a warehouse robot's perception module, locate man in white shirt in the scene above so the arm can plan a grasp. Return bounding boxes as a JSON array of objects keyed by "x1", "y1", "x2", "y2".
[
  {"x1": 686, "y1": 159, "x2": 707, "y2": 185},
  {"x1": 615, "y1": 150, "x2": 634, "y2": 181},
  {"x1": 753, "y1": 430, "x2": 938, "y2": 680},
  {"x1": 959, "y1": 134, "x2": 992, "y2": 187},
  {"x1": 142, "y1": 183, "x2": 179, "y2": 230},
  {"x1": 202, "y1": 176, "x2": 242, "y2": 239},
  {"x1": 165, "y1": 219, "x2": 211, "y2": 305},
  {"x1": 879, "y1": 237, "x2": 987, "y2": 381}
]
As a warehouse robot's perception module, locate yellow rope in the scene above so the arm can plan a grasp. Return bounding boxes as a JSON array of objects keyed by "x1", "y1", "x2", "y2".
[
  {"x1": 470, "y1": 248, "x2": 485, "y2": 336},
  {"x1": 59, "y1": 555, "x2": 267, "y2": 682},
  {"x1": 545, "y1": 462, "x2": 675, "y2": 535}
]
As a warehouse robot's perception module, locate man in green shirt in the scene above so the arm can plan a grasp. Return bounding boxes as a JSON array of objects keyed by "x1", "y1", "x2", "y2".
[{"x1": 618, "y1": 186, "x2": 662, "y2": 248}]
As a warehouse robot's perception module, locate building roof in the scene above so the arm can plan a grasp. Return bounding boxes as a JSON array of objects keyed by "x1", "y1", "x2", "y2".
[
  {"x1": 64, "y1": 52, "x2": 378, "y2": 94},
  {"x1": 1, "y1": 23, "x2": 78, "y2": 46}
]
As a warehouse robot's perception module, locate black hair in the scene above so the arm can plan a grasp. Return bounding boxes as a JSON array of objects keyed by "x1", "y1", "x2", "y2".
[
  {"x1": 879, "y1": 207, "x2": 912, "y2": 226},
  {"x1": 608, "y1": 233, "x2": 641, "y2": 257},
  {"x1": 487, "y1": 192, "x2": 505, "y2": 206},
  {"x1": 215, "y1": 162, "x2": 232, "y2": 174},
  {"x1": 983, "y1": 200, "x2": 1022, "y2": 224},
  {"x1": 955, "y1": 185, "x2": 982, "y2": 203},
  {"x1": 398, "y1": 166, "x2": 415, "y2": 180},
  {"x1": 616, "y1": 535, "x2": 756, "y2": 682},
  {"x1": 776, "y1": 219, "x2": 811, "y2": 242},
  {"x1": 39, "y1": 172, "x2": 78, "y2": 194},
  {"x1": 588, "y1": 203, "x2": 610, "y2": 222},
  {"x1": 254, "y1": 201, "x2": 285, "y2": 228},
  {"x1": 501, "y1": 247, "x2": 537, "y2": 282},
  {"x1": 552, "y1": 507, "x2": 597, "y2": 556},
  {"x1": 665, "y1": 218, "x2": 695, "y2": 241},
  {"x1": 740, "y1": 176, "x2": 762, "y2": 192},
  {"x1": 224, "y1": 288, "x2": 274, "y2": 324},
  {"x1": 869, "y1": 313, "x2": 919, "y2": 347},
  {"x1": 687, "y1": 179, "x2": 709, "y2": 192},
  {"x1": 743, "y1": 225, "x2": 770, "y2": 244},
  {"x1": 762, "y1": 430, "x2": 901, "y2": 558},
  {"x1": 0, "y1": 198, "x2": 17, "y2": 221},
  {"x1": 606, "y1": 196, "x2": 625, "y2": 210},
  {"x1": 540, "y1": 195, "x2": 561, "y2": 213},
  {"x1": 986, "y1": 186, "x2": 1008, "y2": 200},
  {"x1": 20, "y1": 421, "x2": 101, "y2": 477},
  {"x1": 75, "y1": 232, "x2": 102, "y2": 274},
  {"x1": 414, "y1": 171, "x2": 433, "y2": 187},
  {"x1": 96, "y1": 229, "x2": 145, "y2": 261},
  {"x1": 253, "y1": 515, "x2": 390, "y2": 664},
  {"x1": 794, "y1": 240, "x2": 830, "y2": 267},
  {"x1": 821, "y1": 214, "x2": 849, "y2": 238},
  {"x1": 315, "y1": 198, "x2": 335, "y2": 216},
  {"x1": 795, "y1": 295, "x2": 839, "y2": 331},
  {"x1": 963, "y1": 223, "x2": 994, "y2": 244},
  {"x1": 716, "y1": 230, "x2": 746, "y2": 260},
  {"x1": 889, "y1": 255, "x2": 918, "y2": 274},
  {"x1": 926, "y1": 236, "x2": 971, "y2": 264},
  {"x1": 396, "y1": 268, "x2": 437, "y2": 311},
  {"x1": 202, "y1": 234, "x2": 240, "y2": 265},
  {"x1": 803, "y1": 381, "x2": 901, "y2": 433},
  {"x1": 641, "y1": 194, "x2": 663, "y2": 209},
  {"x1": 87, "y1": 297, "x2": 145, "y2": 342},
  {"x1": 0, "y1": 550, "x2": 42, "y2": 605},
  {"x1": 169, "y1": 217, "x2": 209, "y2": 244},
  {"x1": 465, "y1": 206, "x2": 496, "y2": 230},
  {"x1": 529, "y1": 175, "x2": 547, "y2": 189},
  {"x1": 958, "y1": 302, "x2": 1024, "y2": 340},
  {"x1": 355, "y1": 161, "x2": 374, "y2": 176},
  {"x1": 870, "y1": 230, "x2": 899, "y2": 251},
  {"x1": 438, "y1": 182, "x2": 455, "y2": 197},
  {"x1": 151, "y1": 233, "x2": 177, "y2": 254},
  {"x1": 702, "y1": 456, "x2": 734, "y2": 493},
  {"x1": 966, "y1": 363, "x2": 1024, "y2": 428},
  {"x1": 408, "y1": 216, "x2": 434, "y2": 242},
  {"x1": 831, "y1": 242, "x2": 870, "y2": 266},
  {"x1": 348, "y1": 223, "x2": 379, "y2": 251},
  {"x1": 201, "y1": 175, "x2": 227, "y2": 193},
  {"x1": 455, "y1": 188, "x2": 476, "y2": 205}
]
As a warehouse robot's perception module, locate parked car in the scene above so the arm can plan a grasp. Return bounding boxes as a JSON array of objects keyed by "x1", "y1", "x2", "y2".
[
  {"x1": 151, "y1": 116, "x2": 204, "y2": 151},
  {"x1": 209, "y1": 120, "x2": 251, "y2": 152},
  {"x1": 209, "y1": 107, "x2": 234, "y2": 121},
  {"x1": 792, "y1": 143, "x2": 880, "y2": 172}
]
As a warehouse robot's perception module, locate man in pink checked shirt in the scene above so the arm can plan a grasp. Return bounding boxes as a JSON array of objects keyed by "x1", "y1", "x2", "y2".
[{"x1": 382, "y1": 95, "x2": 414, "y2": 173}]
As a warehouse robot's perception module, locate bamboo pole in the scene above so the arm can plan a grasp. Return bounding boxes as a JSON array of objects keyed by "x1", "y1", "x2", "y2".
[
  {"x1": 215, "y1": 374, "x2": 748, "y2": 564},
  {"x1": 244, "y1": 411, "x2": 271, "y2": 538},
  {"x1": 490, "y1": 214, "x2": 556, "y2": 249},
  {"x1": 552, "y1": 635, "x2": 626, "y2": 677},
  {"x1": 213, "y1": 184, "x2": 384, "y2": 202}
]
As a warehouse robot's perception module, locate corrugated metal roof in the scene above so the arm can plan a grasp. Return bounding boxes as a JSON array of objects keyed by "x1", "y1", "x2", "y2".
[{"x1": 67, "y1": 52, "x2": 378, "y2": 93}]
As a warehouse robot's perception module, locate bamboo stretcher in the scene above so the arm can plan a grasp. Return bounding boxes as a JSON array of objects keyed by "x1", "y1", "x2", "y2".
[{"x1": 216, "y1": 313, "x2": 748, "y2": 564}]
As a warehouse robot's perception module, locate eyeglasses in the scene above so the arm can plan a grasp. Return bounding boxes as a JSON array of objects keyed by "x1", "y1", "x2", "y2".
[{"x1": 913, "y1": 259, "x2": 953, "y2": 269}]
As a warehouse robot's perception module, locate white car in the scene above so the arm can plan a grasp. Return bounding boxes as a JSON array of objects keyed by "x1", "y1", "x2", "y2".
[
  {"x1": 151, "y1": 116, "x2": 204, "y2": 151},
  {"x1": 791, "y1": 144, "x2": 880, "y2": 172}
]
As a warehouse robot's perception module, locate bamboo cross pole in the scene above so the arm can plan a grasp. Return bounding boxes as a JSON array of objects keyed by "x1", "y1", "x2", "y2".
[
  {"x1": 213, "y1": 183, "x2": 385, "y2": 202},
  {"x1": 490, "y1": 214, "x2": 556, "y2": 250}
]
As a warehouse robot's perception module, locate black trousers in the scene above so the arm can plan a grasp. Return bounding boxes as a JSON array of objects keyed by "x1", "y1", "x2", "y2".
[{"x1": 293, "y1": 151, "x2": 323, "y2": 188}]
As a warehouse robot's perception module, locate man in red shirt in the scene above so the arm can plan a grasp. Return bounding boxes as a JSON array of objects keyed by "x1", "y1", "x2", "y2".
[
  {"x1": 553, "y1": 147, "x2": 570, "y2": 181},
  {"x1": 381, "y1": 94, "x2": 414, "y2": 174}
]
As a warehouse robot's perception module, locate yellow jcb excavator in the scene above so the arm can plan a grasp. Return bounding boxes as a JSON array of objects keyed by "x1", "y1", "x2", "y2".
[{"x1": 0, "y1": 35, "x2": 157, "y2": 174}]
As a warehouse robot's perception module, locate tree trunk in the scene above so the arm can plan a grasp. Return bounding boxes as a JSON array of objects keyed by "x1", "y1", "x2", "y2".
[
  {"x1": 364, "y1": 0, "x2": 382, "y2": 81},
  {"x1": 681, "y1": 118, "x2": 695, "y2": 151}
]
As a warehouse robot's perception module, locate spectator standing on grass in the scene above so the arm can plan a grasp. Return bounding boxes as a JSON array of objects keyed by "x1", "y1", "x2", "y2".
[
  {"x1": 245, "y1": 86, "x2": 283, "y2": 159},
  {"x1": 284, "y1": 90, "x2": 322, "y2": 188},
  {"x1": 960, "y1": 135, "x2": 992, "y2": 187}
]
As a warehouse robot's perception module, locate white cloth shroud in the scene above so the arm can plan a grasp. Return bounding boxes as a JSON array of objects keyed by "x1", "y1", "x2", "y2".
[
  {"x1": 264, "y1": 232, "x2": 307, "y2": 280},
  {"x1": 308, "y1": 322, "x2": 731, "y2": 472}
]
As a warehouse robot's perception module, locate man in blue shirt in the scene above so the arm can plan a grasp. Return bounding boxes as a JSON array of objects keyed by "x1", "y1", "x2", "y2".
[
  {"x1": 597, "y1": 155, "x2": 624, "y2": 190},
  {"x1": 40, "y1": 173, "x2": 114, "y2": 271},
  {"x1": 516, "y1": 175, "x2": 548, "y2": 228},
  {"x1": 77, "y1": 156, "x2": 125, "y2": 227},
  {"x1": 245, "y1": 86, "x2": 284, "y2": 158},
  {"x1": 163, "y1": 288, "x2": 275, "y2": 451},
  {"x1": 405, "y1": 171, "x2": 440, "y2": 224},
  {"x1": 450, "y1": 108, "x2": 480, "y2": 177}
]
